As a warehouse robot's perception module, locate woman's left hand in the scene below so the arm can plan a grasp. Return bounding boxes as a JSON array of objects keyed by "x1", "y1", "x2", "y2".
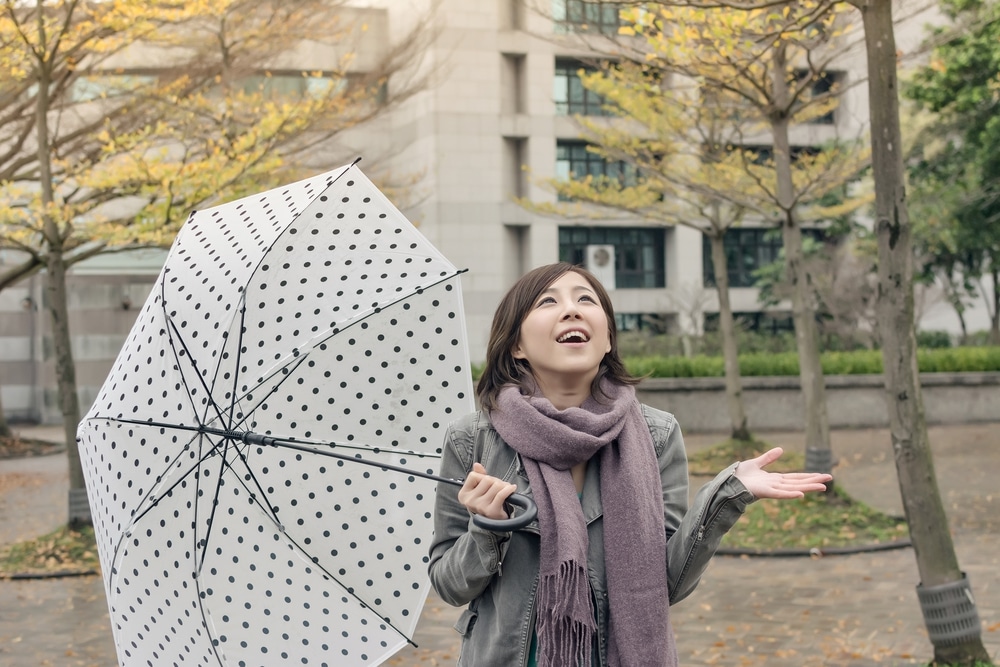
[{"x1": 734, "y1": 447, "x2": 833, "y2": 499}]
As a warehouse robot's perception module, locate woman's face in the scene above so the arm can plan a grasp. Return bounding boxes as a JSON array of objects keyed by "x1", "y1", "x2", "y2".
[{"x1": 512, "y1": 271, "x2": 611, "y2": 392}]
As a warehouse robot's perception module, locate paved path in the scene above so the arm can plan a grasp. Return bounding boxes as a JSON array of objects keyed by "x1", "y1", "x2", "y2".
[{"x1": 1, "y1": 423, "x2": 998, "y2": 666}]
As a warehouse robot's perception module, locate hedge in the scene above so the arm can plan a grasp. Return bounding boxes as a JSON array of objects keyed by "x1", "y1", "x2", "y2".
[{"x1": 624, "y1": 346, "x2": 1000, "y2": 378}]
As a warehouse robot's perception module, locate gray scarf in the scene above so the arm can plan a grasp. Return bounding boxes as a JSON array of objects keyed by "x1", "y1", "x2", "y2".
[{"x1": 491, "y1": 381, "x2": 676, "y2": 667}]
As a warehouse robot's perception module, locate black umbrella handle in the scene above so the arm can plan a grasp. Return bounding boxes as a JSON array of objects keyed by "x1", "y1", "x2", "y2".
[{"x1": 471, "y1": 492, "x2": 537, "y2": 532}]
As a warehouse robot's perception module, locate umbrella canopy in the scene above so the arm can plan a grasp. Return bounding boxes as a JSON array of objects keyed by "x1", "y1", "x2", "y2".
[{"x1": 78, "y1": 162, "x2": 475, "y2": 666}]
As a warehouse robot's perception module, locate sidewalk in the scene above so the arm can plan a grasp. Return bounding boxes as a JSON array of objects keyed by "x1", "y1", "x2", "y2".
[{"x1": 1, "y1": 422, "x2": 998, "y2": 666}]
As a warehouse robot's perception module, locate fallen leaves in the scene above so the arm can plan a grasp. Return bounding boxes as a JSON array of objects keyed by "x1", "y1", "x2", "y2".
[{"x1": 0, "y1": 525, "x2": 100, "y2": 577}]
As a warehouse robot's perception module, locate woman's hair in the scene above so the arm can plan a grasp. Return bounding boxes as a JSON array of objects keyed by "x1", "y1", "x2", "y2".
[{"x1": 477, "y1": 262, "x2": 639, "y2": 411}]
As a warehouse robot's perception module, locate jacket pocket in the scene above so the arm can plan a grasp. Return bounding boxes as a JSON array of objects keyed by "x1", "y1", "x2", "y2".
[{"x1": 454, "y1": 607, "x2": 478, "y2": 636}]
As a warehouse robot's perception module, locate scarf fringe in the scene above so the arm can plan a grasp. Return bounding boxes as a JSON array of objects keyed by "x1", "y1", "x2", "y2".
[{"x1": 536, "y1": 562, "x2": 595, "y2": 667}]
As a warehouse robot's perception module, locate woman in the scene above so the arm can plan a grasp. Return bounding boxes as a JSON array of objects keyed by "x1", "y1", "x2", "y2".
[{"x1": 428, "y1": 262, "x2": 831, "y2": 667}]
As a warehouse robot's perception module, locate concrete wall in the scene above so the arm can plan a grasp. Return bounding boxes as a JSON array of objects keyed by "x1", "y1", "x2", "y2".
[
  {"x1": 636, "y1": 373, "x2": 1000, "y2": 433},
  {"x1": 0, "y1": 267, "x2": 159, "y2": 424}
]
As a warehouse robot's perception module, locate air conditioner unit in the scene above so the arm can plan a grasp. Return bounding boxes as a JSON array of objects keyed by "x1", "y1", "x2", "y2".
[{"x1": 584, "y1": 244, "x2": 616, "y2": 290}]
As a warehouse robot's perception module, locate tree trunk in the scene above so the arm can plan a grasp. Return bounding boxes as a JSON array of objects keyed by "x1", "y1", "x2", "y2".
[
  {"x1": 708, "y1": 230, "x2": 751, "y2": 442},
  {"x1": 857, "y1": 0, "x2": 990, "y2": 662},
  {"x1": 940, "y1": 270, "x2": 969, "y2": 342},
  {"x1": 34, "y1": 12, "x2": 90, "y2": 526},
  {"x1": 770, "y1": 44, "x2": 832, "y2": 476},
  {"x1": 990, "y1": 267, "x2": 999, "y2": 345},
  {"x1": 0, "y1": 373, "x2": 11, "y2": 439}
]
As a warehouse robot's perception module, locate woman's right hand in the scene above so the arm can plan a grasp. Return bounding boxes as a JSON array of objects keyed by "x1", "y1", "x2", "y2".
[{"x1": 458, "y1": 462, "x2": 518, "y2": 520}]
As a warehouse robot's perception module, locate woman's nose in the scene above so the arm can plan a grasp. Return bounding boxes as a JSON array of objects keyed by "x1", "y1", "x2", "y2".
[{"x1": 560, "y1": 301, "x2": 582, "y2": 318}]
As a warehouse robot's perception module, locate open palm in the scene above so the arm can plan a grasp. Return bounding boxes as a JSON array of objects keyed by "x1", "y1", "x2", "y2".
[{"x1": 734, "y1": 447, "x2": 833, "y2": 499}]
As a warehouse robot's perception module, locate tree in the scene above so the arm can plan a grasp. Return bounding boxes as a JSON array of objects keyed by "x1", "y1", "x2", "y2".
[
  {"x1": 754, "y1": 225, "x2": 879, "y2": 350},
  {"x1": 847, "y1": 0, "x2": 992, "y2": 662},
  {"x1": 906, "y1": 153, "x2": 981, "y2": 341},
  {"x1": 0, "y1": 0, "x2": 432, "y2": 525},
  {"x1": 524, "y1": 56, "x2": 798, "y2": 443},
  {"x1": 613, "y1": 1, "x2": 870, "y2": 475},
  {"x1": 905, "y1": 0, "x2": 1000, "y2": 344}
]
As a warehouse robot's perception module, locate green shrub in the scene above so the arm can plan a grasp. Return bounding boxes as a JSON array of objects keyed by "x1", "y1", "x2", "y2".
[
  {"x1": 916, "y1": 329, "x2": 952, "y2": 348},
  {"x1": 624, "y1": 346, "x2": 1000, "y2": 378}
]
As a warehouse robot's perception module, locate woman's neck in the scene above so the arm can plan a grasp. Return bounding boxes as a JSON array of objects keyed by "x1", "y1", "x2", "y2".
[{"x1": 533, "y1": 374, "x2": 592, "y2": 410}]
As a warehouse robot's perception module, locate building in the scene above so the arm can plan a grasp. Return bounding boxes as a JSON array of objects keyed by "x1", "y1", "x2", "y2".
[
  {"x1": 380, "y1": 0, "x2": 950, "y2": 356},
  {"x1": 0, "y1": 0, "x2": 976, "y2": 424}
]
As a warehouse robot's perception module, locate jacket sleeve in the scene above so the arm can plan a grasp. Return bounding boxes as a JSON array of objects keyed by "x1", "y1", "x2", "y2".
[
  {"x1": 654, "y1": 413, "x2": 756, "y2": 605},
  {"x1": 427, "y1": 415, "x2": 512, "y2": 607}
]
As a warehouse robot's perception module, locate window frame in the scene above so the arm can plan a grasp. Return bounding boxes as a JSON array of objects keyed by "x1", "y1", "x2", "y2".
[
  {"x1": 556, "y1": 140, "x2": 638, "y2": 189},
  {"x1": 553, "y1": 0, "x2": 621, "y2": 35},
  {"x1": 559, "y1": 226, "x2": 666, "y2": 289},
  {"x1": 702, "y1": 227, "x2": 826, "y2": 288},
  {"x1": 553, "y1": 58, "x2": 611, "y2": 116}
]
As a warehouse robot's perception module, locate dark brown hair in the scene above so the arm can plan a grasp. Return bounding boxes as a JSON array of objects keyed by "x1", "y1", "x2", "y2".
[{"x1": 477, "y1": 262, "x2": 638, "y2": 411}]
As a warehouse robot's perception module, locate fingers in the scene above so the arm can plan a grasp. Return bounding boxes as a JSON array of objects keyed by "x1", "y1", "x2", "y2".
[
  {"x1": 748, "y1": 447, "x2": 784, "y2": 469},
  {"x1": 458, "y1": 463, "x2": 518, "y2": 520}
]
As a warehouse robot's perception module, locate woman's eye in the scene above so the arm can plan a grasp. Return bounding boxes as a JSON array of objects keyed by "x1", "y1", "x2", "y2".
[
  {"x1": 579, "y1": 295, "x2": 595, "y2": 303},
  {"x1": 537, "y1": 296, "x2": 556, "y2": 306}
]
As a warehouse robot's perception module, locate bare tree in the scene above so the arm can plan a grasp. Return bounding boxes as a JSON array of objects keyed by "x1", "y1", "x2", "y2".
[{"x1": 848, "y1": 0, "x2": 991, "y2": 662}]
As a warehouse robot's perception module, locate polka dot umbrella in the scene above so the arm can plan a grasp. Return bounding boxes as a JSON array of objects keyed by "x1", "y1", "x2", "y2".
[{"x1": 76, "y1": 161, "x2": 533, "y2": 667}]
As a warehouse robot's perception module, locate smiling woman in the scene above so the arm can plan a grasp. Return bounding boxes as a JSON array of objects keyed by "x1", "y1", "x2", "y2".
[
  {"x1": 510, "y1": 272, "x2": 612, "y2": 409},
  {"x1": 428, "y1": 262, "x2": 833, "y2": 667}
]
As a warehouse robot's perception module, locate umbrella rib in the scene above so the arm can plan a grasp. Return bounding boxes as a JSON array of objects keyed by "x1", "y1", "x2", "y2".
[
  {"x1": 121, "y1": 435, "x2": 221, "y2": 530},
  {"x1": 310, "y1": 269, "x2": 466, "y2": 351},
  {"x1": 203, "y1": 439, "x2": 421, "y2": 648},
  {"x1": 226, "y1": 298, "x2": 250, "y2": 431},
  {"x1": 187, "y1": 437, "x2": 231, "y2": 667},
  {"x1": 225, "y1": 268, "x2": 468, "y2": 429},
  {"x1": 193, "y1": 438, "x2": 234, "y2": 577},
  {"x1": 163, "y1": 315, "x2": 230, "y2": 429}
]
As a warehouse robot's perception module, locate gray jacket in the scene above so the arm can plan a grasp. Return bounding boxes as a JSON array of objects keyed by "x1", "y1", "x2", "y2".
[{"x1": 427, "y1": 405, "x2": 756, "y2": 667}]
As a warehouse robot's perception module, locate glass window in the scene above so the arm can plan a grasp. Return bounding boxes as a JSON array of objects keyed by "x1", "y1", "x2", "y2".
[
  {"x1": 704, "y1": 311, "x2": 795, "y2": 333},
  {"x1": 239, "y1": 72, "x2": 345, "y2": 100},
  {"x1": 69, "y1": 74, "x2": 157, "y2": 103},
  {"x1": 559, "y1": 226, "x2": 665, "y2": 288},
  {"x1": 795, "y1": 69, "x2": 841, "y2": 125},
  {"x1": 554, "y1": 59, "x2": 611, "y2": 116},
  {"x1": 702, "y1": 228, "x2": 825, "y2": 288},
  {"x1": 556, "y1": 140, "x2": 637, "y2": 189},
  {"x1": 553, "y1": 0, "x2": 620, "y2": 35}
]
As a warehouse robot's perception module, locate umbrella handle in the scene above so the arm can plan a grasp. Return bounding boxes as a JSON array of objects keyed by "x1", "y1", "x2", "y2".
[{"x1": 471, "y1": 492, "x2": 537, "y2": 532}]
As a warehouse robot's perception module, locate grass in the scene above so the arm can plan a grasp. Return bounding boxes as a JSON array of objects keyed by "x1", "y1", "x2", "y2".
[
  {"x1": 687, "y1": 436, "x2": 806, "y2": 475},
  {"x1": 690, "y1": 438, "x2": 909, "y2": 553},
  {"x1": 0, "y1": 524, "x2": 100, "y2": 577}
]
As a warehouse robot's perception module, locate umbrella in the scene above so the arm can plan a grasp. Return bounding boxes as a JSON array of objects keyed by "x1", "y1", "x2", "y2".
[{"x1": 77, "y1": 161, "x2": 533, "y2": 667}]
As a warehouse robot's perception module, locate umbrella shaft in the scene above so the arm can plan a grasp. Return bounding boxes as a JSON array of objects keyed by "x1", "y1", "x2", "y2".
[
  {"x1": 199, "y1": 425, "x2": 465, "y2": 489},
  {"x1": 95, "y1": 418, "x2": 537, "y2": 532}
]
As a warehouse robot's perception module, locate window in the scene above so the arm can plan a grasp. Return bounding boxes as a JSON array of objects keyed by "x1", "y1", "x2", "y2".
[
  {"x1": 704, "y1": 311, "x2": 795, "y2": 334},
  {"x1": 795, "y1": 69, "x2": 842, "y2": 125},
  {"x1": 560, "y1": 226, "x2": 665, "y2": 288},
  {"x1": 69, "y1": 73, "x2": 157, "y2": 103},
  {"x1": 556, "y1": 140, "x2": 637, "y2": 186},
  {"x1": 616, "y1": 312, "x2": 670, "y2": 332},
  {"x1": 553, "y1": 0, "x2": 620, "y2": 35},
  {"x1": 702, "y1": 228, "x2": 826, "y2": 288},
  {"x1": 731, "y1": 144, "x2": 821, "y2": 166},
  {"x1": 554, "y1": 59, "x2": 611, "y2": 116},
  {"x1": 238, "y1": 72, "x2": 354, "y2": 100}
]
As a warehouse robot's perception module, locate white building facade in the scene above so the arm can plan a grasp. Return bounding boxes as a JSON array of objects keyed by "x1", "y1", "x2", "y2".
[
  {"x1": 375, "y1": 0, "x2": 949, "y2": 360},
  {"x1": 2, "y1": 0, "x2": 977, "y2": 424}
]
